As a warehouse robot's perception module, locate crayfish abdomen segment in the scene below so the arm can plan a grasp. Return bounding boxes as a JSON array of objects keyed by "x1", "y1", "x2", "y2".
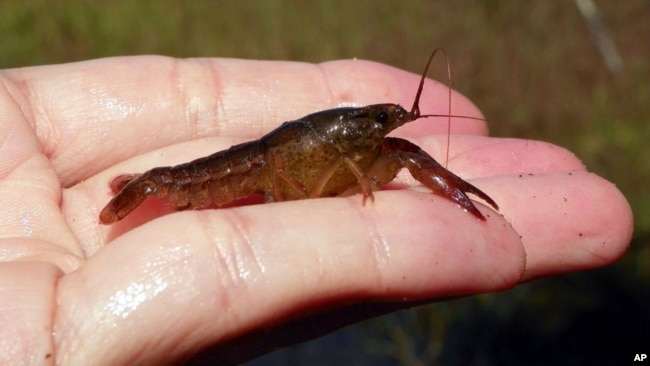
[{"x1": 98, "y1": 142, "x2": 269, "y2": 224}]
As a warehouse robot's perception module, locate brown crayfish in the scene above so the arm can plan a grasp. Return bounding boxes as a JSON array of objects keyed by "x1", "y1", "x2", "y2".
[{"x1": 99, "y1": 49, "x2": 498, "y2": 224}]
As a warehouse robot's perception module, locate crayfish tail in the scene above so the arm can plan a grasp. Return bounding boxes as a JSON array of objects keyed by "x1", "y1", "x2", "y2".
[
  {"x1": 109, "y1": 174, "x2": 141, "y2": 194},
  {"x1": 99, "y1": 177, "x2": 156, "y2": 224}
]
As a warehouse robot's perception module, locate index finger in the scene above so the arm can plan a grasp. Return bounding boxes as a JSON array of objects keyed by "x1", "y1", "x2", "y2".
[{"x1": 5, "y1": 56, "x2": 486, "y2": 186}]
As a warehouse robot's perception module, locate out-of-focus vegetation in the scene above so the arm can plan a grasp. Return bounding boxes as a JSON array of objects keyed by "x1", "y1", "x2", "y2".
[{"x1": 2, "y1": 1, "x2": 647, "y2": 364}]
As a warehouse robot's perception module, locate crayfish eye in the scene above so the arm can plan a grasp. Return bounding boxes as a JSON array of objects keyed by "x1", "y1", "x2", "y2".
[{"x1": 375, "y1": 110, "x2": 390, "y2": 123}]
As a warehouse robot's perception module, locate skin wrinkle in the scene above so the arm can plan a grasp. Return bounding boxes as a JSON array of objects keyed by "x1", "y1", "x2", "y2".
[
  {"x1": 208, "y1": 61, "x2": 254, "y2": 139},
  {"x1": 513, "y1": 222, "x2": 528, "y2": 284},
  {"x1": 179, "y1": 59, "x2": 220, "y2": 141},
  {"x1": 206, "y1": 210, "x2": 258, "y2": 320},
  {"x1": 449, "y1": 142, "x2": 498, "y2": 170},
  {"x1": 170, "y1": 58, "x2": 198, "y2": 142},
  {"x1": 315, "y1": 63, "x2": 337, "y2": 109},
  {"x1": 222, "y1": 210, "x2": 256, "y2": 284},
  {"x1": 0, "y1": 94, "x2": 27, "y2": 181},
  {"x1": 486, "y1": 218, "x2": 526, "y2": 285},
  {"x1": 41, "y1": 265, "x2": 60, "y2": 365},
  {"x1": 425, "y1": 136, "x2": 502, "y2": 177},
  {"x1": 207, "y1": 227, "x2": 240, "y2": 316},
  {"x1": 194, "y1": 59, "x2": 224, "y2": 139},
  {"x1": 353, "y1": 197, "x2": 391, "y2": 290},
  {"x1": 200, "y1": 211, "x2": 286, "y2": 341},
  {"x1": 220, "y1": 209, "x2": 266, "y2": 284},
  {"x1": 5, "y1": 73, "x2": 53, "y2": 160}
]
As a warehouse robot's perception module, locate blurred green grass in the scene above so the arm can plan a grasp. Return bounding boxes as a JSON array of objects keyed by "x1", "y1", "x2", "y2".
[{"x1": 2, "y1": 1, "x2": 648, "y2": 364}]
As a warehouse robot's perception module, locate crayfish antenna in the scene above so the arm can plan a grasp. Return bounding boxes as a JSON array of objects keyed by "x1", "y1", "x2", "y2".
[{"x1": 410, "y1": 48, "x2": 452, "y2": 168}]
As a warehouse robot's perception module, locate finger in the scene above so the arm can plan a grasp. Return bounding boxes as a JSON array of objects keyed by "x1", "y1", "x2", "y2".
[
  {"x1": 415, "y1": 134, "x2": 588, "y2": 178},
  {"x1": 54, "y1": 193, "x2": 524, "y2": 364},
  {"x1": 405, "y1": 136, "x2": 631, "y2": 280},
  {"x1": 480, "y1": 170, "x2": 632, "y2": 281},
  {"x1": 0, "y1": 262, "x2": 62, "y2": 364},
  {"x1": 8, "y1": 56, "x2": 486, "y2": 186},
  {"x1": 0, "y1": 75, "x2": 80, "y2": 254},
  {"x1": 64, "y1": 134, "x2": 586, "y2": 252}
]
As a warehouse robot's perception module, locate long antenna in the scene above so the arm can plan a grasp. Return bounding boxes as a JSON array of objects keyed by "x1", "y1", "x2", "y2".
[
  {"x1": 442, "y1": 49, "x2": 452, "y2": 169},
  {"x1": 410, "y1": 48, "x2": 453, "y2": 168}
]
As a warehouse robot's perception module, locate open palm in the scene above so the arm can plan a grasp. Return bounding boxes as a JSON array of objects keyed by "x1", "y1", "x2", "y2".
[{"x1": 0, "y1": 56, "x2": 632, "y2": 364}]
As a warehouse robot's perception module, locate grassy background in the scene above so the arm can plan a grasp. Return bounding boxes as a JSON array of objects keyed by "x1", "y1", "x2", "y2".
[{"x1": 2, "y1": 1, "x2": 648, "y2": 364}]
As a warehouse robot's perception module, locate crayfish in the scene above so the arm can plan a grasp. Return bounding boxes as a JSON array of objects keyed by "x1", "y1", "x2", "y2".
[{"x1": 99, "y1": 49, "x2": 498, "y2": 224}]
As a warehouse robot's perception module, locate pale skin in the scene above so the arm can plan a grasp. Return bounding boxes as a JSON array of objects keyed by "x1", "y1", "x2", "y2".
[{"x1": 0, "y1": 56, "x2": 633, "y2": 365}]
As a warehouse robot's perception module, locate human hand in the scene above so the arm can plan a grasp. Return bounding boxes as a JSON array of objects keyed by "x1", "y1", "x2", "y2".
[{"x1": 0, "y1": 56, "x2": 632, "y2": 364}]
